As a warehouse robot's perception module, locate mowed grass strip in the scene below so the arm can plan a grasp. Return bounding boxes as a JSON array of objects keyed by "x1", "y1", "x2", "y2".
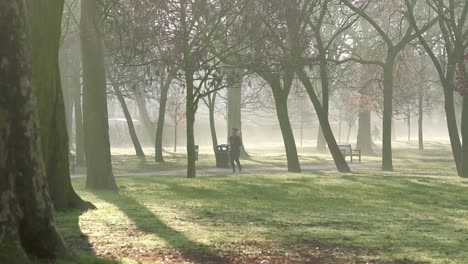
[{"x1": 58, "y1": 169, "x2": 468, "y2": 263}]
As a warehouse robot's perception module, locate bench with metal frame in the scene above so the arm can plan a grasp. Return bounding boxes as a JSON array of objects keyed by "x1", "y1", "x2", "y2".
[{"x1": 337, "y1": 144, "x2": 361, "y2": 163}]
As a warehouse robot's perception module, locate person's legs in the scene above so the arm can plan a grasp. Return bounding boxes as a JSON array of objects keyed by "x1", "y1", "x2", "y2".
[
  {"x1": 231, "y1": 151, "x2": 240, "y2": 172},
  {"x1": 235, "y1": 157, "x2": 241, "y2": 172},
  {"x1": 230, "y1": 151, "x2": 237, "y2": 172}
]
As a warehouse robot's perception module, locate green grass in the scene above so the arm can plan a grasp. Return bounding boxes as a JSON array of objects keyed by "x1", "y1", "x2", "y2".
[
  {"x1": 73, "y1": 140, "x2": 455, "y2": 174},
  {"x1": 57, "y1": 163, "x2": 468, "y2": 263}
]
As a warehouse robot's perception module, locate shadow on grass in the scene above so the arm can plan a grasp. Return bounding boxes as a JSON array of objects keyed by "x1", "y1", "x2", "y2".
[
  {"x1": 55, "y1": 210, "x2": 119, "y2": 264},
  {"x1": 92, "y1": 190, "x2": 231, "y2": 264}
]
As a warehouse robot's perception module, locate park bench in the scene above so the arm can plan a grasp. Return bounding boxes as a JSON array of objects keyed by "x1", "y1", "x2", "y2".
[{"x1": 337, "y1": 144, "x2": 361, "y2": 163}]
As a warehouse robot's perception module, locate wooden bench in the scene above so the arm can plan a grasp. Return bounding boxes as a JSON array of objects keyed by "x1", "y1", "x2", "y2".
[{"x1": 337, "y1": 144, "x2": 361, "y2": 163}]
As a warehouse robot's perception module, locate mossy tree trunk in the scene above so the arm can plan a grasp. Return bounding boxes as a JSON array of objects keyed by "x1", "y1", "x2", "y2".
[
  {"x1": 81, "y1": 0, "x2": 117, "y2": 190},
  {"x1": 0, "y1": 1, "x2": 68, "y2": 261},
  {"x1": 29, "y1": 0, "x2": 93, "y2": 210}
]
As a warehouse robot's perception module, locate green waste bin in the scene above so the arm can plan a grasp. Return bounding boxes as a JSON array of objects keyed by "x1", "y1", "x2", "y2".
[{"x1": 215, "y1": 144, "x2": 230, "y2": 168}]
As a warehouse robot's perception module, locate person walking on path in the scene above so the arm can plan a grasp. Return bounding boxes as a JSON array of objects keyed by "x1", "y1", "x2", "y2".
[{"x1": 229, "y1": 128, "x2": 242, "y2": 173}]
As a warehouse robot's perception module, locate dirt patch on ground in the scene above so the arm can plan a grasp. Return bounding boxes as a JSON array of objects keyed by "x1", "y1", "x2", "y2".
[{"x1": 67, "y1": 236, "x2": 413, "y2": 264}]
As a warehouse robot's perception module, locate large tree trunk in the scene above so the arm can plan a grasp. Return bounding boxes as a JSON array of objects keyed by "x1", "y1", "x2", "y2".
[
  {"x1": 81, "y1": 0, "x2": 117, "y2": 190},
  {"x1": 0, "y1": 1, "x2": 68, "y2": 261},
  {"x1": 30, "y1": 0, "x2": 93, "y2": 210},
  {"x1": 356, "y1": 111, "x2": 375, "y2": 155},
  {"x1": 227, "y1": 70, "x2": 249, "y2": 157},
  {"x1": 381, "y1": 51, "x2": 397, "y2": 171},
  {"x1": 297, "y1": 69, "x2": 351, "y2": 173},
  {"x1": 155, "y1": 71, "x2": 175, "y2": 162},
  {"x1": 108, "y1": 72, "x2": 145, "y2": 159}
]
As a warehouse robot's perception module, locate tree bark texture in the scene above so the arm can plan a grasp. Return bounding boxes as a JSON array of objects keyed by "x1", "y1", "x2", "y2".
[
  {"x1": 29, "y1": 0, "x2": 93, "y2": 210},
  {"x1": 207, "y1": 94, "x2": 219, "y2": 155},
  {"x1": 108, "y1": 72, "x2": 145, "y2": 159},
  {"x1": 227, "y1": 70, "x2": 249, "y2": 157},
  {"x1": 297, "y1": 69, "x2": 351, "y2": 173},
  {"x1": 81, "y1": 0, "x2": 117, "y2": 190},
  {"x1": 0, "y1": 1, "x2": 68, "y2": 261},
  {"x1": 155, "y1": 71, "x2": 175, "y2": 162},
  {"x1": 356, "y1": 111, "x2": 375, "y2": 155},
  {"x1": 264, "y1": 75, "x2": 302, "y2": 173},
  {"x1": 461, "y1": 96, "x2": 468, "y2": 177},
  {"x1": 381, "y1": 50, "x2": 397, "y2": 171}
]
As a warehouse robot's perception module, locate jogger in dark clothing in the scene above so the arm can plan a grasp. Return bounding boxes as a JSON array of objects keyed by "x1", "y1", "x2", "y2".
[{"x1": 229, "y1": 128, "x2": 242, "y2": 172}]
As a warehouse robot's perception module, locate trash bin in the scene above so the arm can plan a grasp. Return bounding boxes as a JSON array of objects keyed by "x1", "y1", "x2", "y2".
[
  {"x1": 195, "y1": 145, "x2": 199, "y2": 161},
  {"x1": 215, "y1": 144, "x2": 230, "y2": 168}
]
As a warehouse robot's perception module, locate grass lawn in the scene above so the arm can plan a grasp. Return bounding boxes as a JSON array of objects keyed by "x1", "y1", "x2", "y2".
[
  {"x1": 73, "y1": 140, "x2": 455, "y2": 174},
  {"x1": 57, "y1": 162, "x2": 468, "y2": 263}
]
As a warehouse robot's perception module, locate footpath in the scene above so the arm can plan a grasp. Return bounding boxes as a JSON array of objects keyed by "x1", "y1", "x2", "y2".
[{"x1": 71, "y1": 161, "x2": 451, "y2": 178}]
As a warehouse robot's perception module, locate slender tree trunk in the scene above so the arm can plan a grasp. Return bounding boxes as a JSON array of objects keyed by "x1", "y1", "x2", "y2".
[
  {"x1": 407, "y1": 106, "x2": 411, "y2": 141},
  {"x1": 108, "y1": 73, "x2": 145, "y2": 159},
  {"x1": 297, "y1": 69, "x2": 351, "y2": 173},
  {"x1": 134, "y1": 85, "x2": 156, "y2": 144},
  {"x1": 346, "y1": 125, "x2": 352, "y2": 144},
  {"x1": 186, "y1": 106, "x2": 196, "y2": 178},
  {"x1": 155, "y1": 71, "x2": 175, "y2": 162},
  {"x1": 185, "y1": 68, "x2": 197, "y2": 178},
  {"x1": 461, "y1": 96, "x2": 468, "y2": 177},
  {"x1": 382, "y1": 51, "x2": 397, "y2": 171},
  {"x1": 404, "y1": 1, "x2": 463, "y2": 175},
  {"x1": 356, "y1": 111, "x2": 375, "y2": 155},
  {"x1": 418, "y1": 89, "x2": 424, "y2": 150},
  {"x1": 0, "y1": 1, "x2": 68, "y2": 261},
  {"x1": 174, "y1": 121, "x2": 178, "y2": 153},
  {"x1": 81, "y1": 0, "x2": 116, "y2": 190},
  {"x1": 30, "y1": 0, "x2": 93, "y2": 210},
  {"x1": 269, "y1": 80, "x2": 301, "y2": 173},
  {"x1": 74, "y1": 83, "x2": 85, "y2": 165},
  {"x1": 315, "y1": 24, "x2": 329, "y2": 153},
  {"x1": 208, "y1": 95, "x2": 219, "y2": 155},
  {"x1": 62, "y1": 78, "x2": 74, "y2": 151},
  {"x1": 443, "y1": 83, "x2": 462, "y2": 175}
]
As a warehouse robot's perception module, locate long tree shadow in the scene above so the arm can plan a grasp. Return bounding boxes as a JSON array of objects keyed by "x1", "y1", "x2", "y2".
[
  {"x1": 55, "y1": 209, "x2": 120, "y2": 264},
  {"x1": 92, "y1": 190, "x2": 231, "y2": 264}
]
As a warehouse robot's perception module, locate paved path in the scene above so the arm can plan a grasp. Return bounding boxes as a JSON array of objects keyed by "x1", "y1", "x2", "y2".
[{"x1": 71, "y1": 161, "x2": 451, "y2": 179}]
